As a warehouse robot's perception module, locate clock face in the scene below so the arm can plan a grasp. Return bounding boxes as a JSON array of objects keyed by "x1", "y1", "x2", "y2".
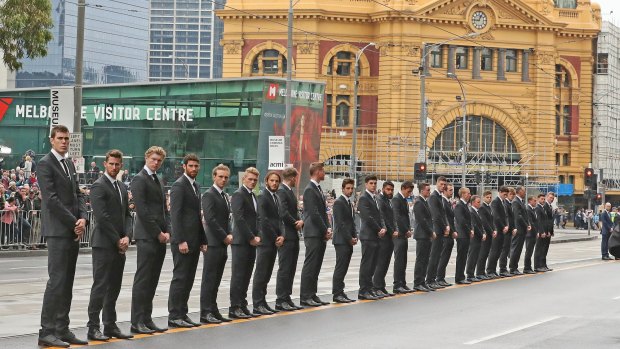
[{"x1": 471, "y1": 11, "x2": 488, "y2": 30}]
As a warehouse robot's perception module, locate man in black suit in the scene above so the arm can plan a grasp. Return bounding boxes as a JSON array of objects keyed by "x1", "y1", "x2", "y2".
[
  {"x1": 87, "y1": 150, "x2": 133, "y2": 342},
  {"x1": 509, "y1": 186, "x2": 531, "y2": 275},
  {"x1": 426, "y1": 176, "x2": 449, "y2": 290},
  {"x1": 252, "y1": 171, "x2": 285, "y2": 315},
  {"x1": 392, "y1": 181, "x2": 414, "y2": 294},
  {"x1": 533, "y1": 194, "x2": 548, "y2": 272},
  {"x1": 229, "y1": 167, "x2": 262, "y2": 319},
  {"x1": 130, "y1": 146, "x2": 171, "y2": 335},
  {"x1": 332, "y1": 178, "x2": 358, "y2": 303},
  {"x1": 168, "y1": 154, "x2": 207, "y2": 328},
  {"x1": 38, "y1": 125, "x2": 89, "y2": 348},
  {"x1": 436, "y1": 183, "x2": 456, "y2": 287},
  {"x1": 413, "y1": 182, "x2": 436, "y2": 292},
  {"x1": 499, "y1": 187, "x2": 517, "y2": 277},
  {"x1": 454, "y1": 187, "x2": 473, "y2": 284},
  {"x1": 275, "y1": 167, "x2": 304, "y2": 311},
  {"x1": 539, "y1": 192, "x2": 555, "y2": 271},
  {"x1": 357, "y1": 175, "x2": 387, "y2": 299},
  {"x1": 466, "y1": 196, "x2": 487, "y2": 282},
  {"x1": 300, "y1": 162, "x2": 332, "y2": 307},
  {"x1": 523, "y1": 196, "x2": 540, "y2": 274},
  {"x1": 373, "y1": 181, "x2": 397, "y2": 297},
  {"x1": 476, "y1": 191, "x2": 497, "y2": 280},
  {"x1": 200, "y1": 164, "x2": 233, "y2": 323},
  {"x1": 486, "y1": 187, "x2": 510, "y2": 277}
]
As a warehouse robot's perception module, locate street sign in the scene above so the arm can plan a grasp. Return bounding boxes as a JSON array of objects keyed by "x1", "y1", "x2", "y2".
[
  {"x1": 268, "y1": 136, "x2": 285, "y2": 170},
  {"x1": 69, "y1": 132, "x2": 83, "y2": 158}
]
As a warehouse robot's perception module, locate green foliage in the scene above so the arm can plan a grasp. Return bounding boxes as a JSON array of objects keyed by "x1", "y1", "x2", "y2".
[{"x1": 0, "y1": 0, "x2": 53, "y2": 71}]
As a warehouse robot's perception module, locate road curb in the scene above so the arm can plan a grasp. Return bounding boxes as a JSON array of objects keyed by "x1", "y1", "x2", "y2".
[{"x1": 551, "y1": 235, "x2": 598, "y2": 244}]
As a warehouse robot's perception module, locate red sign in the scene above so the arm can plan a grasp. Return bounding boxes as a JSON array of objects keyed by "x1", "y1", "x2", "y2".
[
  {"x1": 266, "y1": 83, "x2": 279, "y2": 100},
  {"x1": 0, "y1": 97, "x2": 13, "y2": 122}
]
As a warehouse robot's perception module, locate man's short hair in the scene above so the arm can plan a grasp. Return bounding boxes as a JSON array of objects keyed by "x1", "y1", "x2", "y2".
[
  {"x1": 383, "y1": 180, "x2": 394, "y2": 189},
  {"x1": 282, "y1": 167, "x2": 298, "y2": 180},
  {"x1": 537, "y1": 193, "x2": 545, "y2": 199},
  {"x1": 342, "y1": 178, "x2": 355, "y2": 188},
  {"x1": 436, "y1": 176, "x2": 447, "y2": 184},
  {"x1": 516, "y1": 185, "x2": 525, "y2": 194},
  {"x1": 499, "y1": 186, "x2": 509, "y2": 193},
  {"x1": 419, "y1": 182, "x2": 430, "y2": 192},
  {"x1": 145, "y1": 146, "x2": 166, "y2": 159},
  {"x1": 527, "y1": 196, "x2": 536, "y2": 202},
  {"x1": 265, "y1": 171, "x2": 281, "y2": 183},
  {"x1": 309, "y1": 162, "x2": 324, "y2": 176},
  {"x1": 401, "y1": 181, "x2": 414, "y2": 190},
  {"x1": 105, "y1": 149, "x2": 123, "y2": 163},
  {"x1": 244, "y1": 167, "x2": 260, "y2": 178},
  {"x1": 547, "y1": 191, "x2": 555, "y2": 197},
  {"x1": 459, "y1": 187, "x2": 469, "y2": 197},
  {"x1": 182, "y1": 153, "x2": 199, "y2": 165},
  {"x1": 508, "y1": 187, "x2": 516, "y2": 194},
  {"x1": 471, "y1": 195, "x2": 480, "y2": 203},
  {"x1": 212, "y1": 164, "x2": 230, "y2": 177},
  {"x1": 365, "y1": 175, "x2": 378, "y2": 183},
  {"x1": 50, "y1": 125, "x2": 69, "y2": 138}
]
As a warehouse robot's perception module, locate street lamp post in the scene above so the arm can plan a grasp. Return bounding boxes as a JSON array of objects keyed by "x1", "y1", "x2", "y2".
[
  {"x1": 447, "y1": 72, "x2": 468, "y2": 188},
  {"x1": 349, "y1": 42, "x2": 376, "y2": 182},
  {"x1": 167, "y1": 55, "x2": 189, "y2": 79}
]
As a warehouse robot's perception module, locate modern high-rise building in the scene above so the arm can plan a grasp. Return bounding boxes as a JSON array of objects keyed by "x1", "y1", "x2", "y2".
[
  {"x1": 14, "y1": 0, "x2": 149, "y2": 88},
  {"x1": 148, "y1": 0, "x2": 225, "y2": 81}
]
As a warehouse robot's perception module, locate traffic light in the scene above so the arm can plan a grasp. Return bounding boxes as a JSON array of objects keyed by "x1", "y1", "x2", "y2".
[
  {"x1": 484, "y1": 172, "x2": 492, "y2": 184},
  {"x1": 475, "y1": 171, "x2": 482, "y2": 184},
  {"x1": 414, "y1": 162, "x2": 427, "y2": 181},
  {"x1": 584, "y1": 167, "x2": 594, "y2": 187},
  {"x1": 595, "y1": 193, "x2": 602, "y2": 205}
]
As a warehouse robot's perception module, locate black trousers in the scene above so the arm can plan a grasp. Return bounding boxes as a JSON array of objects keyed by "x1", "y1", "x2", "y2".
[
  {"x1": 229, "y1": 244, "x2": 256, "y2": 309},
  {"x1": 436, "y1": 236, "x2": 454, "y2": 282},
  {"x1": 252, "y1": 244, "x2": 278, "y2": 306},
  {"x1": 373, "y1": 237, "x2": 394, "y2": 289},
  {"x1": 200, "y1": 246, "x2": 227, "y2": 315},
  {"x1": 332, "y1": 244, "x2": 353, "y2": 295},
  {"x1": 359, "y1": 239, "x2": 379, "y2": 293},
  {"x1": 534, "y1": 235, "x2": 547, "y2": 269},
  {"x1": 425, "y1": 235, "x2": 444, "y2": 284},
  {"x1": 466, "y1": 237, "x2": 482, "y2": 278},
  {"x1": 300, "y1": 237, "x2": 326, "y2": 300},
  {"x1": 413, "y1": 238, "x2": 431, "y2": 287},
  {"x1": 542, "y1": 235, "x2": 551, "y2": 267},
  {"x1": 275, "y1": 238, "x2": 299, "y2": 304},
  {"x1": 40, "y1": 237, "x2": 79, "y2": 336},
  {"x1": 476, "y1": 236, "x2": 493, "y2": 276},
  {"x1": 168, "y1": 245, "x2": 200, "y2": 320},
  {"x1": 486, "y1": 231, "x2": 505, "y2": 274},
  {"x1": 499, "y1": 231, "x2": 513, "y2": 272},
  {"x1": 392, "y1": 238, "x2": 409, "y2": 288},
  {"x1": 509, "y1": 232, "x2": 526, "y2": 271},
  {"x1": 524, "y1": 236, "x2": 537, "y2": 271},
  {"x1": 131, "y1": 239, "x2": 166, "y2": 325},
  {"x1": 88, "y1": 247, "x2": 126, "y2": 328},
  {"x1": 455, "y1": 238, "x2": 470, "y2": 282}
]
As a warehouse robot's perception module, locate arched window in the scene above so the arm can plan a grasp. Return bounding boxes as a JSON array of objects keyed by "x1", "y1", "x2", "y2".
[
  {"x1": 431, "y1": 115, "x2": 520, "y2": 162},
  {"x1": 326, "y1": 51, "x2": 359, "y2": 76},
  {"x1": 335, "y1": 95, "x2": 350, "y2": 127},
  {"x1": 251, "y1": 49, "x2": 287, "y2": 75},
  {"x1": 555, "y1": 64, "x2": 571, "y2": 88}
]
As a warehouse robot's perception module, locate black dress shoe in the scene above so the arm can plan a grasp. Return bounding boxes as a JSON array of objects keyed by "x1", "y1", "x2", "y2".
[
  {"x1": 380, "y1": 288, "x2": 395, "y2": 296},
  {"x1": 130, "y1": 323, "x2": 156, "y2": 334},
  {"x1": 523, "y1": 269, "x2": 537, "y2": 274},
  {"x1": 333, "y1": 294, "x2": 350, "y2": 303},
  {"x1": 213, "y1": 312, "x2": 232, "y2": 323},
  {"x1": 253, "y1": 305, "x2": 274, "y2": 316},
  {"x1": 200, "y1": 313, "x2": 223, "y2": 324},
  {"x1": 534, "y1": 268, "x2": 547, "y2": 273},
  {"x1": 437, "y1": 280, "x2": 452, "y2": 287},
  {"x1": 500, "y1": 271, "x2": 512, "y2": 277},
  {"x1": 87, "y1": 327, "x2": 110, "y2": 341},
  {"x1": 373, "y1": 289, "x2": 387, "y2": 298},
  {"x1": 145, "y1": 321, "x2": 167, "y2": 333},
  {"x1": 313, "y1": 295, "x2": 329, "y2": 305},
  {"x1": 413, "y1": 285, "x2": 431, "y2": 292},
  {"x1": 511, "y1": 270, "x2": 523, "y2": 275},
  {"x1": 287, "y1": 300, "x2": 304, "y2": 310},
  {"x1": 428, "y1": 282, "x2": 444, "y2": 289},
  {"x1": 393, "y1": 286, "x2": 409, "y2": 294},
  {"x1": 403, "y1": 285, "x2": 414, "y2": 292},
  {"x1": 602, "y1": 256, "x2": 613, "y2": 260},
  {"x1": 104, "y1": 326, "x2": 134, "y2": 339},
  {"x1": 544, "y1": 267, "x2": 554, "y2": 271},
  {"x1": 264, "y1": 304, "x2": 279, "y2": 313},
  {"x1": 38, "y1": 334, "x2": 69, "y2": 348},
  {"x1": 241, "y1": 306, "x2": 254, "y2": 317},
  {"x1": 183, "y1": 316, "x2": 201, "y2": 327},
  {"x1": 276, "y1": 302, "x2": 297, "y2": 311},
  {"x1": 168, "y1": 319, "x2": 194, "y2": 328},
  {"x1": 300, "y1": 298, "x2": 322, "y2": 307},
  {"x1": 357, "y1": 292, "x2": 379, "y2": 300},
  {"x1": 228, "y1": 308, "x2": 252, "y2": 319},
  {"x1": 57, "y1": 331, "x2": 88, "y2": 345},
  {"x1": 476, "y1": 275, "x2": 489, "y2": 280},
  {"x1": 456, "y1": 280, "x2": 472, "y2": 285},
  {"x1": 344, "y1": 295, "x2": 356, "y2": 302},
  {"x1": 467, "y1": 277, "x2": 481, "y2": 283}
]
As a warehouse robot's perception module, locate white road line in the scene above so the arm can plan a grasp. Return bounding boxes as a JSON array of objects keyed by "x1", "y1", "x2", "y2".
[
  {"x1": 612, "y1": 295, "x2": 620, "y2": 300},
  {"x1": 464, "y1": 316, "x2": 562, "y2": 345}
]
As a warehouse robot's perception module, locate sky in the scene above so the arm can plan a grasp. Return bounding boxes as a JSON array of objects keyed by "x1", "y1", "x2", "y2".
[{"x1": 594, "y1": 0, "x2": 620, "y2": 23}]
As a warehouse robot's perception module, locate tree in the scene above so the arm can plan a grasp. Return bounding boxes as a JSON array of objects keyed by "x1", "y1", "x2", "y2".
[{"x1": 0, "y1": 0, "x2": 53, "y2": 71}]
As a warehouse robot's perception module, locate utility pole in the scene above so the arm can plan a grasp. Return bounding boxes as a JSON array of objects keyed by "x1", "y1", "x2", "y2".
[
  {"x1": 74, "y1": 0, "x2": 85, "y2": 133},
  {"x1": 285, "y1": 0, "x2": 293, "y2": 164}
]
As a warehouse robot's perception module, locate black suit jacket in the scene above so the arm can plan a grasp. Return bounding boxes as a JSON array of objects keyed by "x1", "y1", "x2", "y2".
[
  {"x1": 513, "y1": 197, "x2": 530, "y2": 234},
  {"x1": 535, "y1": 204, "x2": 546, "y2": 235},
  {"x1": 332, "y1": 196, "x2": 357, "y2": 245},
  {"x1": 231, "y1": 186, "x2": 259, "y2": 245},
  {"x1": 505, "y1": 199, "x2": 515, "y2": 231},
  {"x1": 413, "y1": 196, "x2": 433, "y2": 239},
  {"x1": 392, "y1": 193, "x2": 411, "y2": 239},
  {"x1": 480, "y1": 202, "x2": 495, "y2": 235},
  {"x1": 492, "y1": 196, "x2": 508, "y2": 233},
  {"x1": 358, "y1": 191, "x2": 386, "y2": 241},
  {"x1": 443, "y1": 197, "x2": 456, "y2": 233},
  {"x1": 302, "y1": 182, "x2": 329, "y2": 238},
  {"x1": 526, "y1": 205, "x2": 539, "y2": 238},
  {"x1": 90, "y1": 175, "x2": 132, "y2": 249},
  {"x1": 378, "y1": 194, "x2": 397, "y2": 236},
  {"x1": 544, "y1": 202, "x2": 554, "y2": 235},
  {"x1": 258, "y1": 188, "x2": 284, "y2": 246},
  {"x1": 470, "y1": 207, "x2": 484, "y2": 238},
  {"x1": 202, "y1": 186, "x2": 231, "y2": 247},
  {"x1": 429, "y1": 190, "x2": 448, "y2": 236},
  {"x1": 38, "y1": 152, "x2": 88, "y2": 238},
  {"x1": 131, "y1": 169, "x2": 170, "y2": 240},
  {"x1": 169, "y1": 175, "x2": 206, "y2": 249},
  {"x1": 277, "y1": 184, "x2": 300, "y2": 240},
  {"x1": 455, "y1": 200, "x2": 472, "y2": 239}
]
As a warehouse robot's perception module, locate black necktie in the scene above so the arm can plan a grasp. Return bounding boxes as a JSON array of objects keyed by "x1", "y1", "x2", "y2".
[
  {"x1": 251, "y1": 191, "x2": 257, "y2": 211},
  {"x1": 272, "y1": 192, "x2": 279, "y2": 206},
  {"x1": 60, "y1": 159, "x2": 71, "y2": 178},
  {"x1": 113, "y1": 181, "x2": 123, "y2": 204},
  {"x1": 220, "y1": 191, "x2": 230, "y2": 211},
  {"x1": 152, "y1": 173, "x2": 159, "y2": 184},
  {"x1": 349, "y1": 200, "x2": 354, "y2": 218},
  {"x1": 193, "y1": 182, "x2": 200, "y2": 197}
]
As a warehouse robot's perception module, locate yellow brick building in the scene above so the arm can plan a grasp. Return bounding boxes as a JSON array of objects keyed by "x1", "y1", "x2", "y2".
[{"x1": 218, "y1": 0, "x2": 601, "y2": 192}]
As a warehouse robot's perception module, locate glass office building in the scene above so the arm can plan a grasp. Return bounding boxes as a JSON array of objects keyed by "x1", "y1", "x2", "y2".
[
  {"x1": 15, "y1": 0, "x2": 149, "y2": 88},
  {"x1": 0, "y1": 78, "x2": 325, "y2": 191},
  {"x1": 149, "y1": 0, "x2": 225, "y2": 81}
]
